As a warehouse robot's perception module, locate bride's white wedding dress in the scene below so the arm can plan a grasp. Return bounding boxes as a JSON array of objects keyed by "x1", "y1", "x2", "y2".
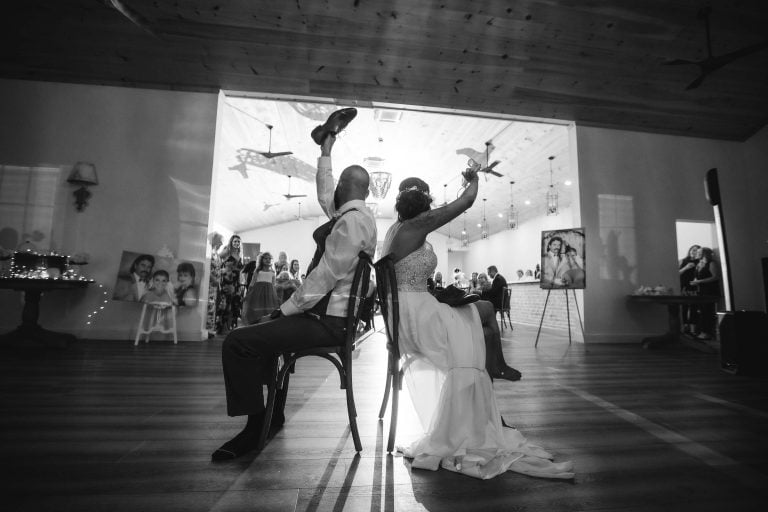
[{"x1": 383, "y1": 223, "x2": 574, "y2": 480}]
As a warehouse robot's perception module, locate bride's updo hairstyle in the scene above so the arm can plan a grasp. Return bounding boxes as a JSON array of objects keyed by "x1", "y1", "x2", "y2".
[{"x1": 396, "y1": 177, "x2": 433, "y2": 221}]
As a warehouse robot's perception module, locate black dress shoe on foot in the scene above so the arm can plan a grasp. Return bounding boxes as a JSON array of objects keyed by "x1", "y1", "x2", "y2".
[
  {"x1": 211, "y1": 430, "x2": 261, "y2": 462},
  {"x1": 311, "y1": 108, "x2": 357, "y2": 145}
]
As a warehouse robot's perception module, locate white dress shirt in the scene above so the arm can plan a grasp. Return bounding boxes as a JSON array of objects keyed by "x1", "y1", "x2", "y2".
[{"x1": 281, "y1": 156, "x2": 377, "y2": 318}]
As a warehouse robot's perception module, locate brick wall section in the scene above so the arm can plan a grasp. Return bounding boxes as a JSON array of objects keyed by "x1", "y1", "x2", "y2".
[{"x1": 509, "y1": 282, "x2": 583, "y2": 331}]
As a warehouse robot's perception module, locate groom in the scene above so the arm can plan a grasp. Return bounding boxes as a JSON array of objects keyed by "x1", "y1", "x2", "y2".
[{"x1": 213, "y1": 115, "x2": 377, "y2": 461}]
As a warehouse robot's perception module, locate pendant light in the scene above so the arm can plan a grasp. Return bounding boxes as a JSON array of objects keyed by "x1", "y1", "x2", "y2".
[
  {"x1": 481, "y1": 198, "x2": 489, "y2": 239},
  {"x1": 461, "y1": 212, "x2": 469, "y2": 247},
  {"x1": 546, "y1": 155, "x2": 559, "y2": 216},
  {"x1": 507, "y1": 180, "x2": 518, "y2": 230}
]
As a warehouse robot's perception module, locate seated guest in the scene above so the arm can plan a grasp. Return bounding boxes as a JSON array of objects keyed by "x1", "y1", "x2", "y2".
[
  {"x1": 212, "y1": 122, "x2": 377, "y2": 461},
  {"x1": 472, "y1": 272, "x2": 490, "y2": 296},
  {"x1": 516, "y1": 269, "x2": 525, "y2": 280}
]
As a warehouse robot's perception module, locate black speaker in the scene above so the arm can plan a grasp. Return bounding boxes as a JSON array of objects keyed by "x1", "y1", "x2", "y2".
[
  {"x1": 719, "y1": 310, "x2": 768, "y2": 376},
  {"x1": 704, "y1": 167, "x2": 721, "y2": 206}
]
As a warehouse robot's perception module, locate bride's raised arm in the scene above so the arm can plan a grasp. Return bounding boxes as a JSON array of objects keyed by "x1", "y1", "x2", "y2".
[{"x1": 409, "y1": 167, "x2": 479, "y2": 236}]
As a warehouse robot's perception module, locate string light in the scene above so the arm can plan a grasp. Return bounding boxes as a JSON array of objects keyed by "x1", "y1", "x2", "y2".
[{"x1": 481, "y1": 198, "x2": 489, "y2": 239}]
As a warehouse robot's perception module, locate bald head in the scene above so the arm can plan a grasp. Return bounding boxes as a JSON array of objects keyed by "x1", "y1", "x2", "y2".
[{"x1": 335, "y1": 165, "x2": 370, "y2": 207}]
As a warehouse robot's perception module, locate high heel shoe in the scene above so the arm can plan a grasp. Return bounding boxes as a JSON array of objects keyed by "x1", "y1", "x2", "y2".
[{"x1": 311, "y1": 107, "x2": 357, "y2": 145}]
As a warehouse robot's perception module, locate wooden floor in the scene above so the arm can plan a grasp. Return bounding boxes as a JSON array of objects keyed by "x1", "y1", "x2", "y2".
[{"x1": 2, "y1": 321, "x2": 768, "y2": 512}]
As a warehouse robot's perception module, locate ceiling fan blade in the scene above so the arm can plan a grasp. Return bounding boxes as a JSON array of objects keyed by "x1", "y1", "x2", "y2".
[
  {"x1": 715, "y1": 39, "x2": 768, "y2": 65},
  {"x1": 283, "y1": 194, "x2": 308, "y2": 200}
]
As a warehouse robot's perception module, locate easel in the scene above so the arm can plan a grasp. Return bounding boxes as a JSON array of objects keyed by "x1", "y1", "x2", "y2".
[{"x1": 535, "y1": 288, "x2": 584, "y2": 347}]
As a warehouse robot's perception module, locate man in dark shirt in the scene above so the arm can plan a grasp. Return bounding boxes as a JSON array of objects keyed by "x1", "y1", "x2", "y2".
[{"x1": 487, "y1": 265, "x2": 507, "y2": 310}]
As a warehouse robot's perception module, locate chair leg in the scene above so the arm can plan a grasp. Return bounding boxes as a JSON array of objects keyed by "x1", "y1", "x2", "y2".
[
  {"x1": 171, "y1": 306, "x2": 178, "y2": 344},
  {"x1": 386, "y1": 368, "x2": 400, "y2": 454},
  {"x1": 257, "y1": 356, "x2": 280, "y2": 452},
  {"x1": 134, "y1": 304, "x2": 147, "y2": 346},
  {"x1": 344, "y1": 354, "x2": 362, "y2": 452},
  {"x1": 378, "y1": 354, "x2": 393, "y2": 419}
]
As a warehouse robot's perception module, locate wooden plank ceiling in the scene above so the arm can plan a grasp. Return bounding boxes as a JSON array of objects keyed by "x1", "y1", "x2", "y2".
[{"x1": 2, "y1": 0, "x2": 767, "y2": 142}]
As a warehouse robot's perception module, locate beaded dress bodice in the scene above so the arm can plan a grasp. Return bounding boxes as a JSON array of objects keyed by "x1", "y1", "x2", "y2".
[{"x1": 395, "y1": 242, "x2": 437, "y2": 292}]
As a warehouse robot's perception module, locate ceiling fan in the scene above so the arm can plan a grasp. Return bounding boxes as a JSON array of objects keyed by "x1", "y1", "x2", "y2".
[
  {"x1": 665, "y1": 5, "x2": 768, "y2": 90},
  {"x1": 256, "y1": 124, "x2": 293, "y2": 159},
  {"x1": 283, "y1": 175, "x2": 307, "y2": 200}
]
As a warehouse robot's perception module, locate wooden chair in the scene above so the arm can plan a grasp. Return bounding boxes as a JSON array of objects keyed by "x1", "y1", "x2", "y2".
[
  {"x1": 257, "y1": 251, "x2": 373, "y2": 453},
  {"x1": 374, "y1": 254, "x2": 402, "y2": 453},
  {"x1": 134, "y1": 302, "x2": 178, "y2": 345},
  {"x1": 496, "y1": 287, "x2": 512, "y2": 333}
]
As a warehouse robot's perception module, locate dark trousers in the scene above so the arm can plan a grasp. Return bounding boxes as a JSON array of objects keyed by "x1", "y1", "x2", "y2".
[{"x1": 222, "y1": 313, "x2": 346, "y2": 416}]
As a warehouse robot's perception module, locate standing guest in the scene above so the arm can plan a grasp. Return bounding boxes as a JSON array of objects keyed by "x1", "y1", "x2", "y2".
[
  {"x1": 206, "y1": 233, "x2": 224, "y2": 337},
  {"x1": 242, "y1": 252, "x2": 278, "y2": 325},
  {"x1": 213, "y1": 116, "x2": 376, "y2": 461},
  {"x1": 534, "y1": 263, "x2": 541, "y2": 280},
  {"x1": 486, "y1": 265, "x2": 507, "y2": 311},
  {"x1": 219, "y1": 235, "x2": 243, "y2": 268},
  {"x1": 274, "y1": 270, "x2": 299, "y2": 304},
  {"x1": 288, "y1": 259, "x2": 302, "y2": 284},
  {"x1": 690, "y1": 247, "x2": 721, "y2": 340},
  {"x1": 274, "y1": 251, "x2": 289, "y2": 275},
  {"x1": 114, "y1": 254, "x2": 155, "y2": 302},
  {"x1": 218, "y1": 257, "x2": 240, "y2": 332},
  {"x1": 679, "y1": 244, "x2": 701, "y2": 334},
  {"x1": 174, "y1": 261, "x2": 199, "y2": 307}
]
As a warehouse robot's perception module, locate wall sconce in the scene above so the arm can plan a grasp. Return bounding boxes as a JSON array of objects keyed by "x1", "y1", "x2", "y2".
[{"x1": 67, "y1": 162, "x2": 99, "y2": 212}]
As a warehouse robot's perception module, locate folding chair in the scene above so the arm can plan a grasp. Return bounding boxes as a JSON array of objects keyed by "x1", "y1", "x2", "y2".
[{"x1": 496, "y1": 287, "x2": 512, "y2": 332}]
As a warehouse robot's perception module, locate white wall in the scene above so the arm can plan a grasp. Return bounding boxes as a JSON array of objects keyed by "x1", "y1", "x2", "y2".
[
  {"x1": 463, "y1": 206, "x2": 576, "y2": 279},
  {"x1": 576, "y1": 125, "x2": 768, "y2": 342},
  {"x1": 0, "y1": 79, "x2": 217, "y2": 340}
]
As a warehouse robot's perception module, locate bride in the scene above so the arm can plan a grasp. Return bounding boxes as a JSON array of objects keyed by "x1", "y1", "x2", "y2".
[{"x1": 381, "y1": 167, "x2": 574, "y2": 480}]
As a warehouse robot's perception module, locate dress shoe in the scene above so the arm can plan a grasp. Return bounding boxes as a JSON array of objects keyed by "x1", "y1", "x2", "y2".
[
  {"x1": 311, "y1": 107, "x2": 357, "y2": 145},
  {"x1": 211, "y1": 429, "x2": 261, "y2": 461}
]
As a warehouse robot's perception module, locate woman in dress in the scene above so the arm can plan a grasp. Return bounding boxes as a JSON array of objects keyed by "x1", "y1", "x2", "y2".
[
  {"x1": 381, "y1": 168, "x2": 573, "y2": 480},
  {"x1": 288, "y1": 259, "x2": 302, "y2": 284},
  {"x1": 690, "y1": 247, "x2": 721, "y2": 340},
  {"x1": 242, "y1": 252, "x2": 278, "y2": 325},
  {"x1": 206, "y1": 232, "x2": 224, "y2": 337},
  {"x1": 679, "y1": 244, "x2": 701, "y2": 334}
]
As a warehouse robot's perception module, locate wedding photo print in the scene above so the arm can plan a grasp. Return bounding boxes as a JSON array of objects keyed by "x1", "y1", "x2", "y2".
[
  {"x1": 540, "y1": 228, "x2": 586, "y2": 289},
  {"x1": 112, "y1": 250, "x2": 204, "y2": 306}
]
